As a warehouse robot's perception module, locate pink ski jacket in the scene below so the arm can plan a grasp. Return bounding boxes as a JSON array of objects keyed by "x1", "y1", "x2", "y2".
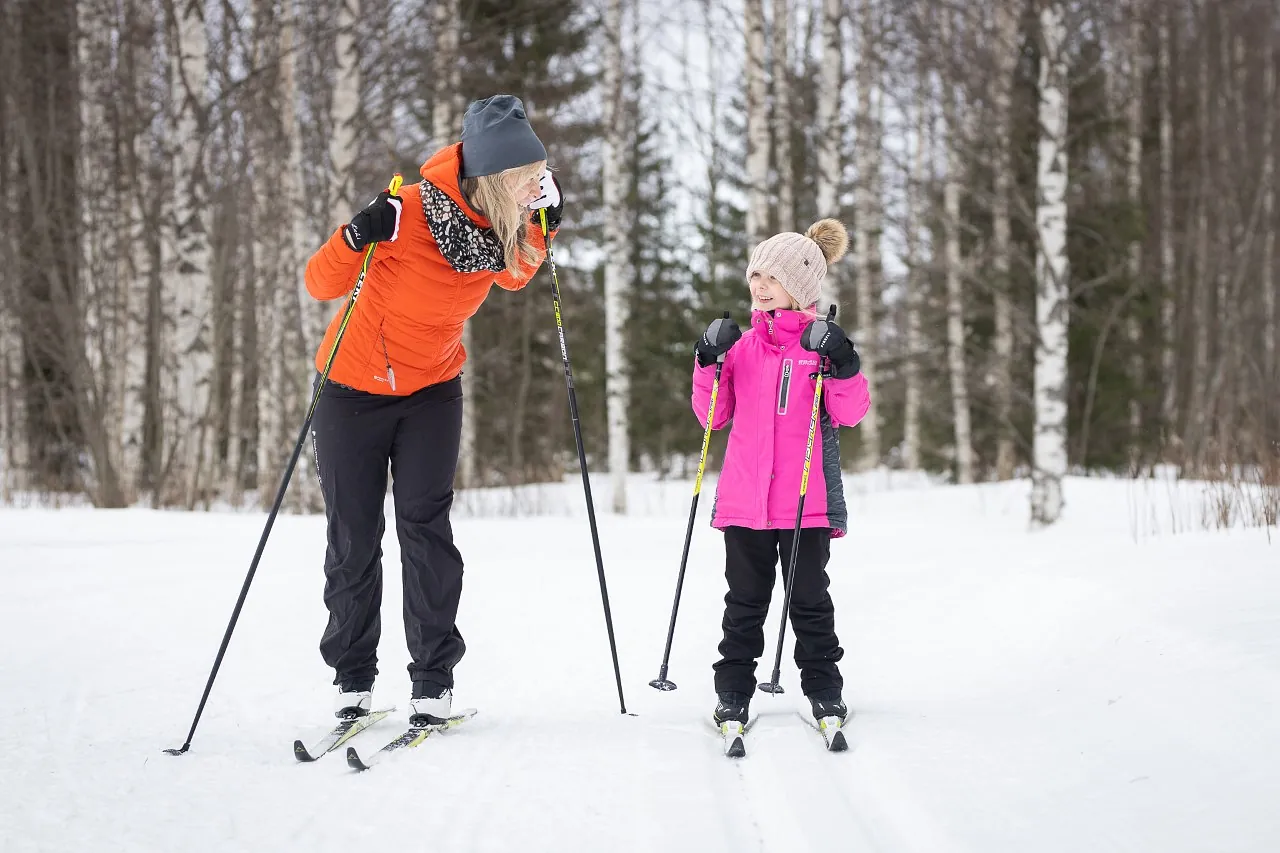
[{"x1": 691, "y1": 308, "x2": 871, "y2": 538}]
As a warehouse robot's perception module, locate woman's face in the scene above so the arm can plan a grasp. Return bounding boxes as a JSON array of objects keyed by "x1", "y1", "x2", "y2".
[
  {"x1": 750, "y1": 271, "x2": 794, "y2": 311},
  {"x1": 508, "y1": 169, "x2": 544, "y2": 207}
]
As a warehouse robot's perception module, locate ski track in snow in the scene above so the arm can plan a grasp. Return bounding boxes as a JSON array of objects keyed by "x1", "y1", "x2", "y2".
[{"x1": 2, "y1": 475, "x2": 1279, "y2": 852}]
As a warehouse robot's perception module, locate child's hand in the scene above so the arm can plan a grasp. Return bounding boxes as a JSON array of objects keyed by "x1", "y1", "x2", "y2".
[
  {"x1": 802, "y1": 318, "x2": 861, "y2": 379},
  {"x1": 694, "y1": 315, "x2": 742, "y2": 367}
]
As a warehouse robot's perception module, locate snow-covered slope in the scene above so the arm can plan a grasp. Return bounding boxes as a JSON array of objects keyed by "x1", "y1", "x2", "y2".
[{"x1": 1, "y1": 475, "x2": 1276, "y2": 852}]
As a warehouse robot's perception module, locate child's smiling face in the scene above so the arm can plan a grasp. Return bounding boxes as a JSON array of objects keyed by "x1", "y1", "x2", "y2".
[{"x1": 750, "y1": 271, "x2": 796, "y2": 311}]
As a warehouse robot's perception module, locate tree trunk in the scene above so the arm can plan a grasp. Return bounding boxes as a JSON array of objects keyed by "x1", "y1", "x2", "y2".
[
  {"x1": 1264, "y1": 14, "x2": 1276, "y2": 425},
  {"x1": 603, "y1": 0, "x2": 630, "y2": 513},
  {"x1": 992, "y1": 0, "x2": 1019, "y2": 479},
  {"x1": 1031, "y1": 0, "x2": 1070, "y2": 526},
  {"x1": 279, "y1": 5, "x2": 318, "y2": 512},
  {"x1": 253, "y1": 0, "x2": 285, "y2": 510},
  {"x1": 815, "y1": 0, "x2": 841, "y2": 317},
  {"x1": 903, "y1": 54, "x2": 927, "y2": 472},
  {"x1": 1188, "y1": 6, "x2": 1211, "y2": 460},
  {"x1": 853, "y1": 0, "x2": 880, "y2": 470},
  {"x1": 1158, "y1": 5, "x2": 1177, "y2": 443},
  {"x1": 941, "y1": 7, "x2": 974, "y2": 484},
  {"x1": 744, "y1": 0, "x2": 771, "y2": 244},
  {"x1": 771, "y1": 0, "x2": 793, "y2": 232},
  {"x1": 1125, "y1": 1, "x2": 1144, "y2": 467}
]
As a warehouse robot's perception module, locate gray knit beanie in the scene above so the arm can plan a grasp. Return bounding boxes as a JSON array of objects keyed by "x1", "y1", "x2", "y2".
[
  {"x1": 746, "y1": 219, "x2": 850, "y2": 309},
  {"x1": 459, "y1": 94, "x2": 547, "y2": 178}
]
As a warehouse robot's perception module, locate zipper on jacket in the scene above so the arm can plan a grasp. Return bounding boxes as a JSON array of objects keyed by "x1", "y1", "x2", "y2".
[{"x1": 378, "y1": 324, "x2": 397, "y2": 391}]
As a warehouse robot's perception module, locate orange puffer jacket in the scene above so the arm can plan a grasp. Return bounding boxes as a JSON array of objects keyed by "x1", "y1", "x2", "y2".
[{"x1": 304, "y1": 143, "x2": 554, "y2": 395}]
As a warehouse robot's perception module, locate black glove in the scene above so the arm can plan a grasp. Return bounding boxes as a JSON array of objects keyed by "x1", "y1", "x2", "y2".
[
  {"x1": 802, "y1": 318, "x2": 861, "y2": 379},
  {"x1": 529, "y1": 170, "x2": 564, "y2": 232},
  {"x1": 694, "y1": 315, "x2": 742, "y2": 367},
  {"x1": 342, "y1": 190, "x2": 403, "y2": 252}
]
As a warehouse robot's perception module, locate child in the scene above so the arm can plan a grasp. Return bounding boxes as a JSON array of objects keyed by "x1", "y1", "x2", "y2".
[{"x1": 690, "y1": 218, "x2": 871, "y2": 728}]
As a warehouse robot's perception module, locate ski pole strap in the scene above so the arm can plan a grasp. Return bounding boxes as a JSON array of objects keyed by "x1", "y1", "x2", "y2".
[{"x1": 800, "y1": 374, "x2": 823, "y2": 498}]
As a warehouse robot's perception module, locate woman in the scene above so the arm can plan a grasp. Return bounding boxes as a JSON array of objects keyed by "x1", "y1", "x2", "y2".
[{"x1": 303, "y1": 94, "x2": 563, "y2": 725}]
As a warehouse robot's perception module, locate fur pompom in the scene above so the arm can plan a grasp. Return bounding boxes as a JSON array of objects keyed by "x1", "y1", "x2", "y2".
[{"x1": 805, "y1": 218, "x2": 849, "y2": 264}]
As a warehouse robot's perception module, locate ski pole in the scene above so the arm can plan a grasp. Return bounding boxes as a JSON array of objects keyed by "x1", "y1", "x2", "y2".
[
  {"x1": 650, "y1": 312, "x2": 730, "y2": 692},
  {"x1": 165, "y1": 174, "x2": 404, "y2": 755},
  {"x1": 759, "y1": 305, "x2": 836, "y2": 696},
  {"x1": 538, "y1": 208, "x2": 629, "y2": 716}
]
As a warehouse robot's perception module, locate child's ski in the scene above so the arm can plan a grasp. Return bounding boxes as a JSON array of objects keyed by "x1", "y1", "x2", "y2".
[{"x1": 798, "y1": 710, "x2": 849, "y2": 752}]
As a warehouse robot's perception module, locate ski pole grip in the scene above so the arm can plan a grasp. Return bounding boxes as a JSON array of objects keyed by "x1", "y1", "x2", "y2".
[
  {"x1": 387, "y1": 173, "x2": 403, "y2": 196},
  {"x1": 826, "y1": 305, "x2": 836, "y2": 322}
]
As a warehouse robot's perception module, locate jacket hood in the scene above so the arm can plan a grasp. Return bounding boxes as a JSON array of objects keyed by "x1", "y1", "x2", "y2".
[{"x1": 420, "y1": 143, "x2": 490, "y2": 228}]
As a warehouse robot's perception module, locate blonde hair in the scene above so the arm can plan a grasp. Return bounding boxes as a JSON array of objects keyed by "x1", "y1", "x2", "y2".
[{"x1": 460, "y1": 160, "x2": 546, "y2": 273}]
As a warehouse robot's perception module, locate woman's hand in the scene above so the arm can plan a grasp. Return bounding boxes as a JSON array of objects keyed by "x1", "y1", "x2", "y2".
[
  {"x1": 528, "y1": 169, "x2": 563, "y2": 231},
  {"x1": 342, "y1": 190, "x2": 403, "y2": 252}
]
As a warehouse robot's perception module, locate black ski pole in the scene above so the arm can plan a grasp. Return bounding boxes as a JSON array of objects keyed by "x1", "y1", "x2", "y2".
[
  {"x1": 650, "y1": 313, "x2": 730, "y2": 691},
  {"x1": 537, "y1": 208, "x2": 629, "y2": 715},
  {"x1": 165, "y1": 174, "x2": 404, "y2": 755},
  {"x1": 759, "y1": 305, "x2": 836, "y2": 696}
]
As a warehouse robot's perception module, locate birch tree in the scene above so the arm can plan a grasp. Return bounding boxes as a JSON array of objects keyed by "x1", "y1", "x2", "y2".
[
  {"x1": 168, "y1": 0, "x2": 215, "y2": 507},
  {"x1": 772, "y1": 0, "x2": 793, "y2": 232},
  {"x1": 1264, "y1": 15, "x2": 1276, "y2": 408},
  {"x1": 903, "y1": 53, "x2": 927, "y2": 472},
  {"x1": 1125, "y1": 2, "x2": 1144, "y2": 463},
  {"x1": 1158, "y1": 4, "x2": 1177, "y2": 439},
  {"x1": 744, "y1": 0, "x2": 771, "y2": 244},
  {"x1": 991, "y1": 0, "x2": 1020, "y2": 479},
  {"x1": 279, "y1": 3, "x2": 319, "y2": 511},
  {"x1": 1030, "y1": 0, "x2": 1069, "y2": 526},
  {"x1": 940, "y1": 6, "x2": 973, "y2": 484},
  {"x1": 603, "y1": 0, "x2": 630, "y2": 512},
  {"x1": 814, "y1": 0, "x2": 841, "y2": 299},
  {"x1": 852, "y1": 0, "x2": 880, "y2": 469}
]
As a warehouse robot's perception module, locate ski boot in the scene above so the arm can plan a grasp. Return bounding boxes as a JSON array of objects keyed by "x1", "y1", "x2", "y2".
[
  {"x1": 409, "y1": 680, "x2": 453, "y2": 727},
  {"x1": 334, "y1": 682, "x2": 373, "y2": 720},
  {"x1": 807, "y1": 689, "x2": 848, "y2": 752}
]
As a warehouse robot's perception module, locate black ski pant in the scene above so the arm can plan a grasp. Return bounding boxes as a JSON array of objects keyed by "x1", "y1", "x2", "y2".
[
  {"x1": 310, "y1": 374, "x2": 465, "y2": 693},
  {"x1": 713, "y1": 526, "x2": 844, "y2": 697}
]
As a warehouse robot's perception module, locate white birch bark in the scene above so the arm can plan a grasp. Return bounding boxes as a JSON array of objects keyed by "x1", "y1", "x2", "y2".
[
  {"x1": 1125, "y1": 2, "x2": 1144, "y2": 463},
  {"x1": 992, "y1": 0, "x2": 1019, "y2": 479},
  {"x1": 771, "y1": 0, "x2": 793, "y2": 232},
  {"x1": 744, "y1": 0, "x2": 771, "y2": 244},
  {"x1": 603, "y1": 0, "x2": 630, "y2": 512},
  {"x1": 169, "y1": 0, "x2": 214, "y2": 507},
  {"x1": 280, "y1": 4, "x2": 319, "y2": 512},
  {"x1": 940, "y1": 7, "x2": 973, "y2": 485},
  {"x1": 853, "y1": 0, "x2": 880, "y2": 469},
  {"x1": 1031, "y1": 0, "x2": 1070, "y2": 526},
  {"x1": 815, "y1": 0, "x2": 842, "y2": 319},
  {"x1": 330, "y1": 0, "x2": 361, "y2": 232},
  {"x1": 120, "y1": 0, "x2": 151, "y2": 501},
  {"x1": 1264, "y1": 19, "x2": 1276, "y2": 395},
  {"x1": 253, "y1": 0, "x2": 284, "y2": 509},
  {"x1": 1188, "y1": 14, "x2": 1210, "y2": 456},
  {"x1": 1158, "y1": 6, "x2": 1177, "y2": 437},
  {"x1": 903, "y1": 57, "x2": 927, "y2": 472}
]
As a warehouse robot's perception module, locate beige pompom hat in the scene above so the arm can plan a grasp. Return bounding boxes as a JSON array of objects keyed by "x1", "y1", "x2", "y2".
[{"x1": 746, "y1": 218, "x2": 849, "y2": 309}]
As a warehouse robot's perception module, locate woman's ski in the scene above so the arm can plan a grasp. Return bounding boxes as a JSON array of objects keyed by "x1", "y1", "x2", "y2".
[
  {"x1": 346, "y1": 708, "x2": 478, "y2": 771},
  {"x1": 293, "y1": 708, "x2": 394, "y2": 762}
]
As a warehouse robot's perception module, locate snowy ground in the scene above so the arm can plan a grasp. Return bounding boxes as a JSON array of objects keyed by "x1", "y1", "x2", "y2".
[{"x1": 1, "y1": 473, "x2": 1277, "y2": 852}]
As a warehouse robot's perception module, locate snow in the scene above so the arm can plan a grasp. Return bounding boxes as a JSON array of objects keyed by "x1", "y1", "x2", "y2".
[{"x1": 1, "y1": 473, "x2": 1277, "y2": 852}]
